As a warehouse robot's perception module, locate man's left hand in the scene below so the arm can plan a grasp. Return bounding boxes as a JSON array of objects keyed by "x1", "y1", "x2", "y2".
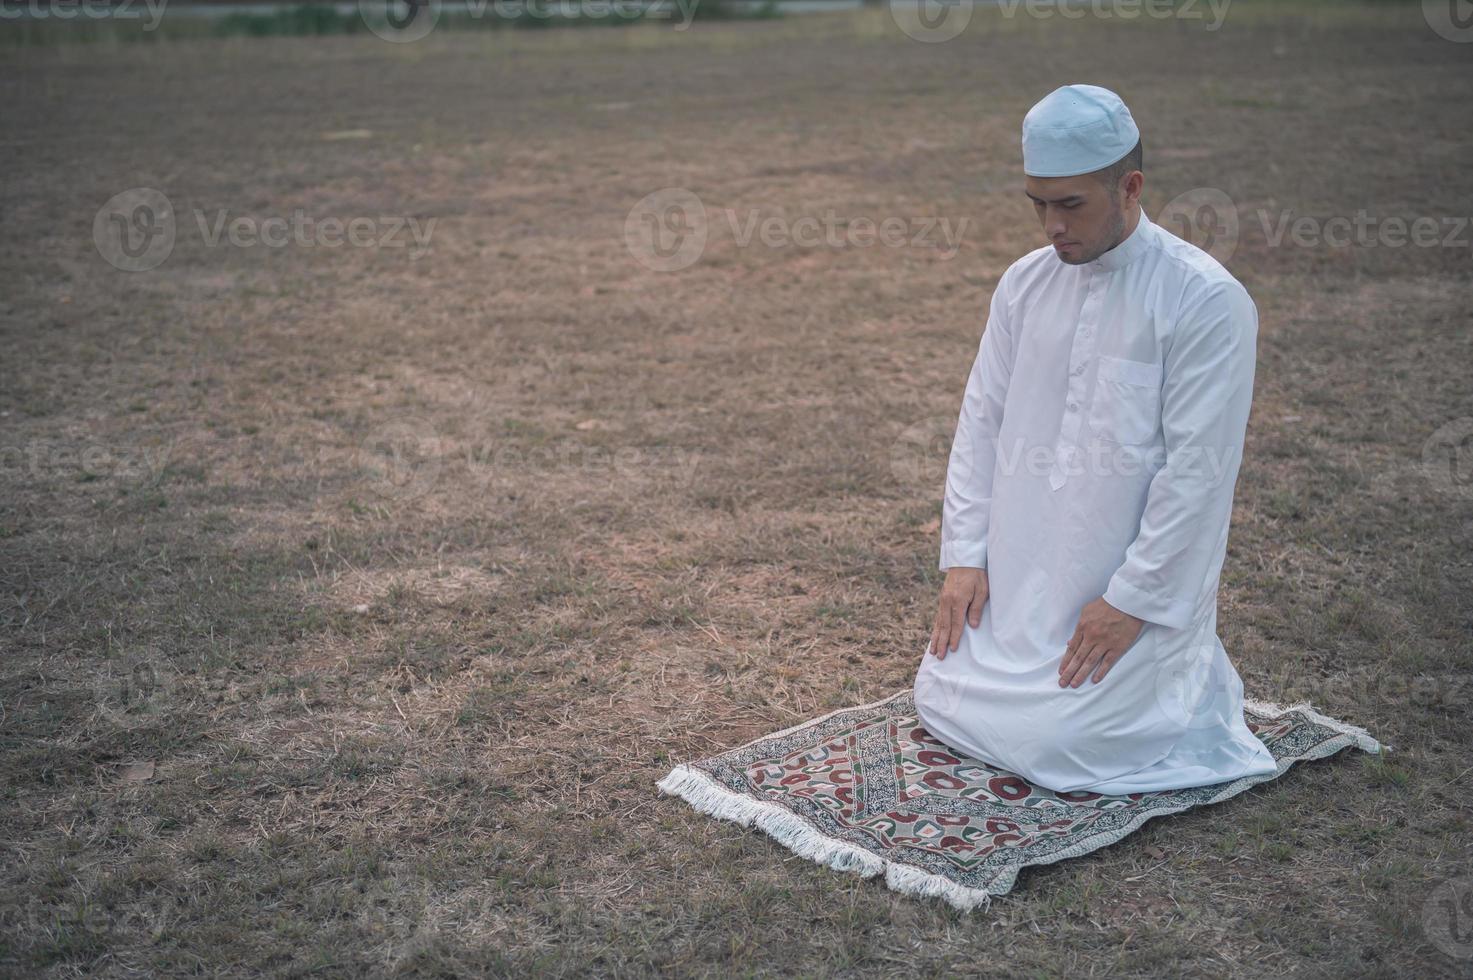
[{"x1": 1059, "y1": 597, "x2": 1145, "y2": 688}]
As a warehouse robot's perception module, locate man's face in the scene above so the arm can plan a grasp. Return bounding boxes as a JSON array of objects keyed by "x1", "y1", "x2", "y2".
[{"x1": 1024, "y1": 171, "x2": 1136, "y2": 265}]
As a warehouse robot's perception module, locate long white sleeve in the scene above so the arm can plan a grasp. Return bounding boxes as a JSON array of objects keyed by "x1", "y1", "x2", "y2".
[
  {"x1": 1102, "y1": 280, "x2": 1259, "y2": 629},
  {"x1": 939, "y1": 269, "x2": 1018, "y2": 572}
]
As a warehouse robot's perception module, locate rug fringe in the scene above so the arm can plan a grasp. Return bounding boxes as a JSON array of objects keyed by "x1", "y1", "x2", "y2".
[
  {"x1": 1242, "y1": 696, "x2": 1391, "y2": 755},
  {"x1": 656, "y1": 763, "x2": 995, "y2": 913}
]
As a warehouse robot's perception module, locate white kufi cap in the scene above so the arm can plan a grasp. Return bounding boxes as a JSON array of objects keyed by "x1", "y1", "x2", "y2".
[{"x1": 1021, "y1": 84, "x2": 1140, "y2": 178}]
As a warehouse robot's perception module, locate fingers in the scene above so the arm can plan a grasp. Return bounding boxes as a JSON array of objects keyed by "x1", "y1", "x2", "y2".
[
  {"x1": 1059, "y1": 644, "x2": 1089, "y2": 687},
  {"x1": 1059, "y1": 638, "x2": 1085, "y2": 686},
  {"x1": 1059, "y1": 623, "x2": 1083, "y2": 678},
  {"x1": 1060, "y1": 639, "x2": 1084, "y2": 683},
  {"x1": 932, "y1": 573, "x2": 988, "y2": 660},
  {"x1": 930, "y1": 601, "x2": 952, "y2": 659},
  {"x1": 1091, "y1": 649, "x2": 1124, "y2": 685},
  {"x1": 1061, "y1": 644, "x2": 1106, "y2": 688},
  {"x1": 967, "y1": 581, "x2": 985, "y2": 628}
]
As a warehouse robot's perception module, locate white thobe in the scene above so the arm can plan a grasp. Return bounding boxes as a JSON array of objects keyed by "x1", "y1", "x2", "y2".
[{"x1": 912, "y1": 209, "x2": 1278, "y2": 795}]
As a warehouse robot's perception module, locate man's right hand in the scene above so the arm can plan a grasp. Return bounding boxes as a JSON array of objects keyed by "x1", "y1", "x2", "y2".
[{"x1": 929, "y1": 567, "x2": 989, "y2": 660}]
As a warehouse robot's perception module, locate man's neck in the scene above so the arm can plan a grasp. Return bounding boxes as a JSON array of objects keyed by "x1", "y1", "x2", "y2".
[{"x1": 1111, "y1": 202, "x2": 1141, "y2": 251}]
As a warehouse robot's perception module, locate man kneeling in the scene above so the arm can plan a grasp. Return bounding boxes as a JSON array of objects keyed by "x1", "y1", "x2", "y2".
[{"x1": 910, "y1": 84, "x2": 1276, "y2": 796}]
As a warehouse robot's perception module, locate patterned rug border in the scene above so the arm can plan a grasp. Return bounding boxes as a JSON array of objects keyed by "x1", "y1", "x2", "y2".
[{"x1": 656, "y1": 689, "x2": 1390, "y2": 913}]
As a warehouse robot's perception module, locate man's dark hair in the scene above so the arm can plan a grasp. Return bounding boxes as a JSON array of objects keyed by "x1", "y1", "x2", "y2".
[{"x1": 1097, "y1": 138, "x2": 1143, "y2": 197}]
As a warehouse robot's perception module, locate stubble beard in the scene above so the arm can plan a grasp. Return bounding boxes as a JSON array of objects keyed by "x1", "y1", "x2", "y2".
[{"x1": 1067, "y1": 195, "x2": 1127, "y2": 265}]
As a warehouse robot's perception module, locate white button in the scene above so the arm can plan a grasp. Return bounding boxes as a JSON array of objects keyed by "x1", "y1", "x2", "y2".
[{"x1": 1067, "y1": 402, "x2": 1077, "y2": 412}]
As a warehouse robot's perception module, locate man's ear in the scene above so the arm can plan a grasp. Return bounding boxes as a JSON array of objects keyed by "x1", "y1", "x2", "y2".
[{"x1": 1122, "y1": 170, "x2": 1144, "y2": 209}]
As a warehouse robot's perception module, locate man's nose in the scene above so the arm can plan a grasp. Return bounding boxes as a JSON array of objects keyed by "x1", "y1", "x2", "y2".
[{"x1": 1046, "y1": 210, "x2": 1068, "y2": 240}]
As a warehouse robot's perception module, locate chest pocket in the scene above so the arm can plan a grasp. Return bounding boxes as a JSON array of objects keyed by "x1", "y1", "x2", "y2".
[{"x1": 1088, "y1": 355, "x2": 1163, "y2": 446}]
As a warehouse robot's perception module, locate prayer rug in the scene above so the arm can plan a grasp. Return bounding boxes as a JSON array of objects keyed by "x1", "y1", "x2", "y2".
[{"x1": 656, "y1": 689, "x2": 1387, "y2": 911}]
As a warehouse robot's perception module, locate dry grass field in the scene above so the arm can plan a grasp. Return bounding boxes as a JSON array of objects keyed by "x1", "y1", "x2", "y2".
[{"x1": 3, "y1": 2, "x2": 1472, "y2": 975}]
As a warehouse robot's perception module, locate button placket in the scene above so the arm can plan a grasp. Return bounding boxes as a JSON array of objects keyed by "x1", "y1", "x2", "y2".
[{"x1": 1050, "y1": 271, "x2": 1105, "y2": 491}]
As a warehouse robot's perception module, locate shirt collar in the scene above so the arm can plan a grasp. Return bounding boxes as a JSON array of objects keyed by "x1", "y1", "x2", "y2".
[{"x1": 1088, "y1": 206, "x2": 1153, "y2": 273}]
